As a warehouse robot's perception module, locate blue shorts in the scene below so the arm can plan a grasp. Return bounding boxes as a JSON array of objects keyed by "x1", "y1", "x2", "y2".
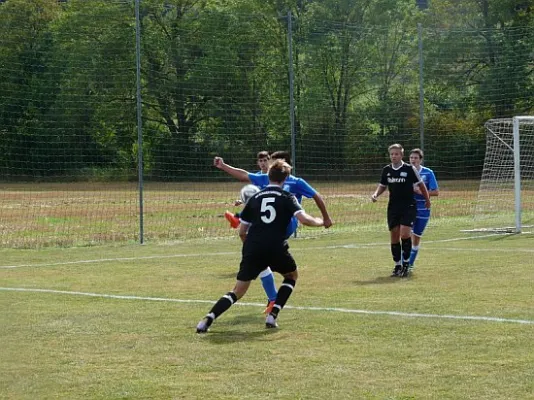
[
  {"x1": 285, "y1": 217, "x2": 298, "y2": 239},
  {"x1": 412, "y1": 210, "x2": 430, "y2": 237}
]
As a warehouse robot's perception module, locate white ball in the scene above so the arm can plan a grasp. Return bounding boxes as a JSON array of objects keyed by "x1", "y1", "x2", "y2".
[{"x1": 240, "y1": 184, "x2": 260, "y2": 204}]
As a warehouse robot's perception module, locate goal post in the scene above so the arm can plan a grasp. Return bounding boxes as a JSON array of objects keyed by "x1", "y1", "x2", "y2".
[{"x1": 474, "y1": 116, "x2": 534, "y2": 233}]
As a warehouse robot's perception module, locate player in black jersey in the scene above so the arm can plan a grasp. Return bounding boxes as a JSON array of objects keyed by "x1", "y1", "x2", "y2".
[
  {"x1": 371, "y1": 144, "x2": 431, "y2": 277},
  {"x1": 196, "y1": 160, "x2": 324, "y2": 333}
]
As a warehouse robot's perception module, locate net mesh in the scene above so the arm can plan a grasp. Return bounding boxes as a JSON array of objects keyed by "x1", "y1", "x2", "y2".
[
  {"x1": 474, "y1": 117, "x2": 534, "y2": 232},
  {"x1": 0, "y1": 1, "x2": 532, "y2": 247}
]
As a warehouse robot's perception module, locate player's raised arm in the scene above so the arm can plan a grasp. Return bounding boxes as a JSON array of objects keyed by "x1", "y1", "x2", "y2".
[
  {"x1": 295, "y1": 210, "x2": 324, "y2": 227},
  {"x1": 213, "y1": 156, "x2": 250, "y2": 182}
]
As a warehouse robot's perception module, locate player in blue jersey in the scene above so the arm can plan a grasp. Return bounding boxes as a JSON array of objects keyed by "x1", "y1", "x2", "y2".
[
  {"x1": 408, "y1": 148, "x2": 439, "y2": 273},
  {"x1": 214, "y1": 151, "x2": 333, "y2": 234},
  {"x1": 224, "y1": 151, "x2": 271, "y2": 229},
  {"x1": 213, "y1": 151, "x2": 333, "y2": 310}
]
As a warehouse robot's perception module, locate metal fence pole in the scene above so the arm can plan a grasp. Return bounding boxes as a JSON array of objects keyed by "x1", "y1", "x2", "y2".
[
  {"x1": 135, "y1": 0, "x2": 144, "y2": 244},
  {"x1": 418, "y1": 23, "x2": 425, "y2": 154},
  {"x1": 287, "y1": 10, "x2": 296, "y2": 174}
]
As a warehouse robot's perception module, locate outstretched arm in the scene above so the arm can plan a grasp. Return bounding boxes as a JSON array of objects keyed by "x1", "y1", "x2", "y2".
[
  {"x1": 296, "y1": 211, "x2": 324, "y2": 227},
  {"x1": 371, "y1": 184, "x2": 387, "y2": 202},
  {"x1": 311, "y1": 193, "x2": 333, "y2": 228},
  {"x1": 213, "y1": 156, "x2": 250, "y2": 182}
]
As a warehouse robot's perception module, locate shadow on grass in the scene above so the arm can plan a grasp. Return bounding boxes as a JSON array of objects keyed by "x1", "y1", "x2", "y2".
[
  {"x1": 353, "y1": 276, "x2": 408, "y2": 285},
  {"x1": 194, "y1": 312, "x2": 277, "y2": 343}
]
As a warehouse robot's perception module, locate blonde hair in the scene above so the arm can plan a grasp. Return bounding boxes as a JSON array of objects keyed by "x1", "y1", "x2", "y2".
[{"x1": 388, "y1": 143, "x2": 404, "y2": 154}]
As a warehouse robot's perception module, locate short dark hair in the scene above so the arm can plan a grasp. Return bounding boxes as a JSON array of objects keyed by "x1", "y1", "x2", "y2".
[
  {"x1": 257, "y1": 151, "x2": 270, "y2": 160},
  {"x1": 270, "y1": 150, "x2": 292, "y2": 166},
  {"x1": 268, "y1": 159, "x2": 292, "y2": 183},
  {"x1": 410, "y1": 148, "x2": 424, "y2": 159}
]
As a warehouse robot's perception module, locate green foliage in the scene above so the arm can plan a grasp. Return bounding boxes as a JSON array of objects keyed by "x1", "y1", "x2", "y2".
[{"x1": 0, "y1": 0, "x2": 532, "y2": 180}]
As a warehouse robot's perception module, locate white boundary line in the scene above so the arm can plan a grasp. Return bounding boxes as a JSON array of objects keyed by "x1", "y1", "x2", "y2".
[
  {"x1": 0, "y1": 233, "x2": 528, "y2": 269},
  {"x1": 1, "y1": 287, "x2": 533, "y2": 326}
]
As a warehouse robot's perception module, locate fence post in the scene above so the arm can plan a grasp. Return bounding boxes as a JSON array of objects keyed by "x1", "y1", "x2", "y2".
[
  {"x1": 287, "y1": 10, "x2": 296, "y2": 174},
  {"x1": 135, "y1": 0, "x2": 144, "y2": 244},
  {"x1": 418, "y1": 22, "x2": 425, "y2": 153}
]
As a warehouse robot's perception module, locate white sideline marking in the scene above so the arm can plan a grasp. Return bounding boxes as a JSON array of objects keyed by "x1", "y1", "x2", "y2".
[
  {"x1": 0, "y1": 233, "x2": 526, "y2": 269},
  {"x1": 1, "y1": 287, "x2": 533, "y2": 326},
  {"x1": 0, "y1": 252, "x2": 237, "y2": 269}
]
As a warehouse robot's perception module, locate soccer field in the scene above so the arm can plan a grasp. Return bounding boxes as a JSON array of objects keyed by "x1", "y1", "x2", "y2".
[{"x1": 1, "y1": 231, "x2": 533, "y2": 399}]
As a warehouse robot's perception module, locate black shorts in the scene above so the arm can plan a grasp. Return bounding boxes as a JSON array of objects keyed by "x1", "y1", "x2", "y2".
[
  {"x1": 237, "y1": 241, "x2": 297, "y2": 281},
  {"x1": 387, "y1": 203, "x2": 416, "y2": 231}
]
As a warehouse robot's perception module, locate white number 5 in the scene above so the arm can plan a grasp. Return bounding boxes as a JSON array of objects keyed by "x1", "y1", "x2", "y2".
[{"x1": 261, "y1": 198, "x2": 276, "y2": 224}]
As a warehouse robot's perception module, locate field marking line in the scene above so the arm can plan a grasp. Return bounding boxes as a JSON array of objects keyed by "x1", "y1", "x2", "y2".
[
  {"x1": 1, "y1": 232, "x2": 531, "y2": 269},
  {"x1": 1, "y1": 287, "x2": 533, "y2": 326}
]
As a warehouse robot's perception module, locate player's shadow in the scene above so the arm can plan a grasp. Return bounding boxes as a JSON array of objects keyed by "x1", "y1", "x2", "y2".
[
  {"x1": 353, "y1": 276, "x2": 408, "y2": 285},
  {"x1": 195, "y1": 312, "x2": 277, "y2": 344},
  {"x1": 216, "y1": 272, "x2": 237, "y2": 279}
]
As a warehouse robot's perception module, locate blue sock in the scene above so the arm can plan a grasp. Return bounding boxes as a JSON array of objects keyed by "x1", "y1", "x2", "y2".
[
  {"x1": 259, "y1": 268, "x2": 277, "y2": 301},
  {"x1": 409, "y1": 245, "x2": 419, "y2": 267}
]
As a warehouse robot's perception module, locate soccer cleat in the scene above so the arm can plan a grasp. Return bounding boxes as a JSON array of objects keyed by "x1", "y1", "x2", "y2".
[
  {"x1": 224, "y1": 211, "x2": 240, "y2": 229},
  {"x1": 263, "y1": 300, "x2": 276, "y2": 315},
  {"x1": 390, "y1": 265, "x2": 402, "y2": 277},
  {"x1": 196, "y1": 318, "x2": 212, "y2": 334},
  {"x1": 265, "y1": 313, "x2": 279, "y2": 329},
  {"x1": 400, "y1": 263, "x2": 410, "y2": 278}
]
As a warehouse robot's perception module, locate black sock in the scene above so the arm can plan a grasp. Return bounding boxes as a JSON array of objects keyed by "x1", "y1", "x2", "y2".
[
  {"x1": 391, "y1": 243, "x2": 401, "y2": 264},
  {"x1": 235, "y1": 212, "x2": 241, "y2": 218},
  {"x1": 208, "y1": 291, "x2": 238, "y2": 320},
  {"x1": 401, "y1": 237, "x2": 412, "y2": 263},
  {"x1": 271, "y1": 279, "x2": 296, "y2": 318}
]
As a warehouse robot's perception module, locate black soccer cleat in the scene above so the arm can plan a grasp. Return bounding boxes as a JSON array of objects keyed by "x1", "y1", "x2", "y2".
[
  {"x1": 390, "y1": 265, "x2": 402, "y2": 277},
  {"x1": 400, "y1": 263, "x2": 410, "y2": 278}
]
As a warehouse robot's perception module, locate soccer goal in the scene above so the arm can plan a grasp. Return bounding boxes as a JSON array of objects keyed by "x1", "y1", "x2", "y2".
[{"x1": 472, "y1": 116, "x2": 534, "y2": 233}]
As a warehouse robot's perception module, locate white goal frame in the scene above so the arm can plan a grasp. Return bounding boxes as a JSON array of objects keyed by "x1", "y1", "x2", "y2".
[{"x1": 473, "y1": 116, "x2": 534, "y2": 234}]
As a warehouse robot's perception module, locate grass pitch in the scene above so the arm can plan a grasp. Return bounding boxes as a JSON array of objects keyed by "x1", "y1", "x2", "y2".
[{"x1": 1, "y1": 230, "x2": 533, "y2": 399}]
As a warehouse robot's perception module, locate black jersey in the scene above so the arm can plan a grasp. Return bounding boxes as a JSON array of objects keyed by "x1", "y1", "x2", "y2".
[
  {"x1": 379, "y1": 162, "x2": 422, "y2": 206},
  {"x1": 240, "y1": 185, "x2": 303, "y2": 246}
]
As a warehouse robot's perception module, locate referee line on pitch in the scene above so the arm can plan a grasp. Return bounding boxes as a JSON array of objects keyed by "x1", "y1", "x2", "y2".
[
  {"x1": 0, "y1": 233, "x2": 527, "y2": 270},
  {"x1": 1, "y1": 287, "x2": 533, "y2": 326}
]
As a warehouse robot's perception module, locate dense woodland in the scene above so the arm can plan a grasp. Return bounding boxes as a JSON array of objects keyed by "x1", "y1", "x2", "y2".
[{"x1": 0, "y1": 0, "x2": 533, "y2": 181}]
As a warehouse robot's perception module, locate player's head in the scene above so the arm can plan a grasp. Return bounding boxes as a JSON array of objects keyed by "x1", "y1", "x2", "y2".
[
  {"x1": 268, "y1": 159, "x2": 292, "y2": 184},
  {"x1": 388, "y1": 144, "x2": 404, "y2": 164},
  {"x1": 409, "y1": 148, "x2": 423, "y2": 167},
  {"x1": 270, "y1": 150, "x2": 292, "y2": 167},
  {"x1": 256, "y1": 150, "x2": 270, "y2": 173}
]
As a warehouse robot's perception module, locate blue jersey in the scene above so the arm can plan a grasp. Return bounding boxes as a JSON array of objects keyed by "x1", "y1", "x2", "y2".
[
  {"x1": 248, "y1": 173, "x2": 316, "y2": 203},
  {"x1": 415, "y1": 166, "x2": 438, "y2": 213}
]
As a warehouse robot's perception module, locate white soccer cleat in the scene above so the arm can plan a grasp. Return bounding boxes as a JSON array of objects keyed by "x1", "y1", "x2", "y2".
[
  {"x1": 196, "y1": 319, "x2": 210, "y2": 334},
  {"x1": 265, "y1": 314, "x2": 278, "y2": 329}
]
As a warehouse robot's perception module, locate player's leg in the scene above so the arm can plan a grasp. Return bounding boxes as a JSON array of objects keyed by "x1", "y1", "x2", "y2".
[
  {"x1": 224, "y1": 210, "x2": 240, "y2": 229},
  {"x1": 265, "y1": 246, "x2": 298, "y2": 328},
  {"x1": 196, "y1": 280, "x2": 251, "y2": 333},
  {"x1": 410, "y1": 211, "x2": 430, "y2": 269},
  {"x1": 398, "y1": 205, "x2": 416, "y2": 277},
  {"x1": 399, "y1": 224, "x2": 412, "y2": 277},
  {"x1": 197, "y1": 254, "x2": 261, "y2": 333},
  {"x1": 259, "y1": 267, "x2": 277, "y2": 313},
  {"x1": 388, "y1": 207, "x2": 402, "y2": 276}
]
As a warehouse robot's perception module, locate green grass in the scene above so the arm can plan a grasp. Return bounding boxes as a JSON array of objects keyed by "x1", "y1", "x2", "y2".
[{"x1": 1, "y1": 232, "x2": 533, "y2": 399}]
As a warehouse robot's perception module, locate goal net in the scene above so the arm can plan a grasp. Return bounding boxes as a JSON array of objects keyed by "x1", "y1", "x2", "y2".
[{"x1": 473, "y1": 117, "x2": 534, "y2": 233}]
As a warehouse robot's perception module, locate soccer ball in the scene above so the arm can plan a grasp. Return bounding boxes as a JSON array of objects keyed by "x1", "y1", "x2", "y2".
[{"x1": 240, "y1": 184, "x2": 260, "y2": 204}]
